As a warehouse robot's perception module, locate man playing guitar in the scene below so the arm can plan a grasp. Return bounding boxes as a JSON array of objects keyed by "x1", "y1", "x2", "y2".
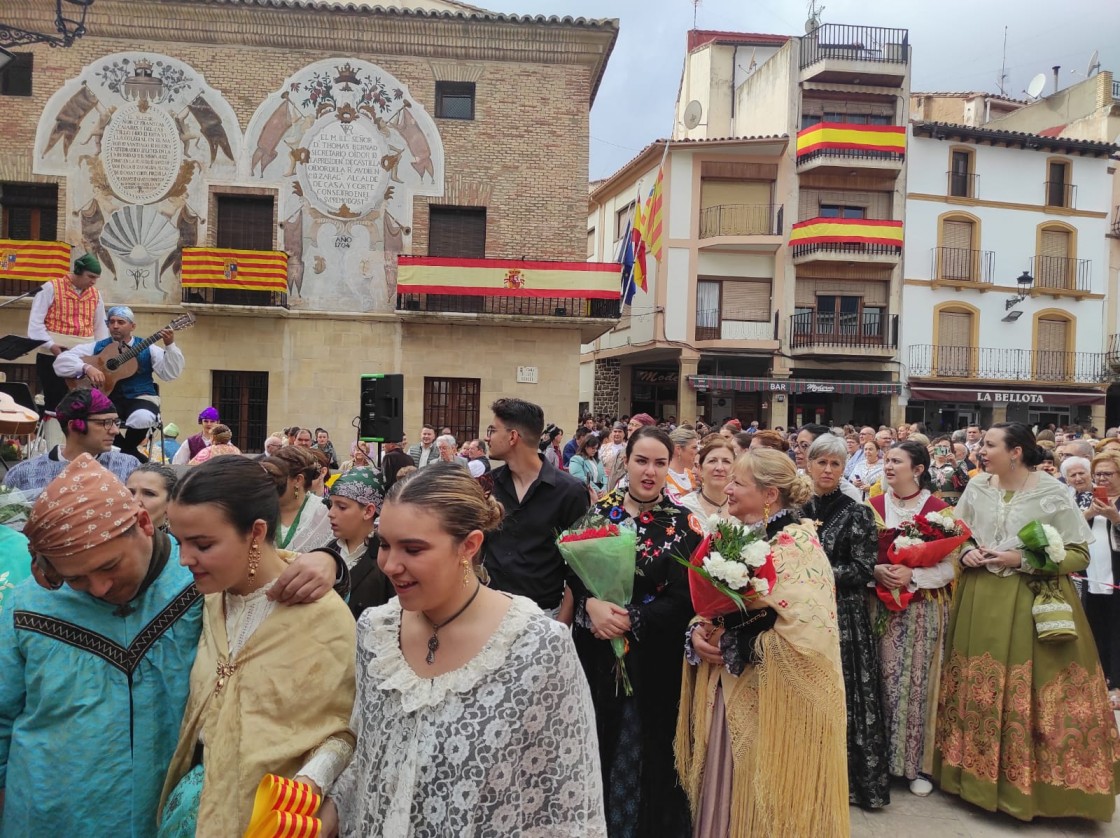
[{"x1": 54, "y1": 305, "x2": 184, "y2": 460}]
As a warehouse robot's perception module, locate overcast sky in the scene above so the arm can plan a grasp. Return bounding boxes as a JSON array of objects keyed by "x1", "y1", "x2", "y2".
[{"x1": 488, "y1": 0, "x2": 1120, "y2": 179}]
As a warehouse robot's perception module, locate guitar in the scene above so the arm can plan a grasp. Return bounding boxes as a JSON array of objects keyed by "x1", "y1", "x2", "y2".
[{"x1": 68, "y1": 313, "x2": 196, "y2": 396}]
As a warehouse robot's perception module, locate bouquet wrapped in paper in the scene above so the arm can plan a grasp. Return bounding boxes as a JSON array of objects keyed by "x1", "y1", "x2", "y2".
[
  {"x1": 675, "y1": 514, "x2": 777, "y2": 619},
  {"x1": 557, "y1": 513, "x2": 638, "y2": 694},
  {"x1": 877, "y1": 510, "x2": 971, "y2": 611}
]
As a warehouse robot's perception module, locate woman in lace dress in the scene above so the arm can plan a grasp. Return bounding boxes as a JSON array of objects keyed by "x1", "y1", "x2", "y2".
[
  {"x1": 325, "y1": 464, "x2": 605, "y2": 837},
  {"x1": 572, "y1": 426, "x2": 704, "y2": 838},
  {"x1": 158, "y1": 457, "x2": 356, "y2": 836},
  {"x1": 935, "y1": 424, "x2": 1120, "y2": 821},
  {"x1": 801, "y1": 434, "x2": 890, "y2": 809},
  {"x1": 866, "y1": 440, "x2": 952, "y2": 797}
]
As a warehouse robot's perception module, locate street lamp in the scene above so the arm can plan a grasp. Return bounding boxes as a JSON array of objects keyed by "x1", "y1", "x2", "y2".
[
  {"x1": 1004, "y1": 270, "x2": 1035, "y2": 310},
  {"x1": 0, "y1": 1, "x2": 96, "y2": 50}
]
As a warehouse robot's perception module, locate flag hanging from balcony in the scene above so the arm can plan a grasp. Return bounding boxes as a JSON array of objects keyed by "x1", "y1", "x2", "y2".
[
  {"x1": 396, "y1": 257, "x2": 620, "y2": 298},
  {"x1": 789, "y1": 218, "x2": 903, "y2": 247},
  {"x1": 795, "y1": 123, "x2": 906, "y2": 159},
  {"x1": 181, "y1": 247, "x2": 288, "y2": 292},
  {"x1": 631, "y1": 195, "x2": 649, "y2": 293},
  {"x1": 618, "y1": 217, "x2": 637, "y2": 306},
  {"x1": 0, "y1": 240, "x2": 71, "y2": 281},
  {"x1": 644, "y1": 166, "x2": 664, "y2": 263}
]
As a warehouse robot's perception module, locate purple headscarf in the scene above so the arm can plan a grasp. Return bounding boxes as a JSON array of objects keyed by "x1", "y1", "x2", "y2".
[{"x1": 198, "y1": 406, "x2": 220, "y2": 423}]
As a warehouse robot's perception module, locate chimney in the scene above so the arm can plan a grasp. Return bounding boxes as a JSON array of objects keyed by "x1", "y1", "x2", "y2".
[{"x1": 1052, "y1": 65, "x2": 1060, "y2": 94}]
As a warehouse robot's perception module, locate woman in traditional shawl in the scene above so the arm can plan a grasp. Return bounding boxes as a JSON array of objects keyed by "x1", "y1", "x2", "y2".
[
  {"x1": 158, "y1": 457, "x2": 356, "y2": 836},
  {"x1": 935, "y1": 423, "x2": 1120, "y2": 821},
  {"x1": 678, "y1": 448, "x2": 849, "y2": 838}
]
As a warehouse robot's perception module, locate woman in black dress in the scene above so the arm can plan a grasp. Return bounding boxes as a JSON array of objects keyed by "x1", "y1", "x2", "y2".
[
  {"x1": 802, "y1": 432, "x2": 891, "y2": 809},
  {"x1": 571, "y1": 426, "x2": 705, "y2": 838}
]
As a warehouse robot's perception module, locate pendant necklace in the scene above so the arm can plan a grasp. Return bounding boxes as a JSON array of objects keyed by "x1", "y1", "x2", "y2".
[
  {"x1": 422, "y1": 581, "x2": 482, "y2": 665},
  {"x1": 700, "y1": 490, "x2": 727, "y2": 514}
]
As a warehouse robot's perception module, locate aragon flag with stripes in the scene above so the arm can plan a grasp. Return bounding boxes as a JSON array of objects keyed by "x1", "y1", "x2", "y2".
[
  {"x1": 0, "y1": 240, "x2": 71, "y2": 281},
  {"x1": 181, "y1": 247, "x2": 288, "y2": 292}
]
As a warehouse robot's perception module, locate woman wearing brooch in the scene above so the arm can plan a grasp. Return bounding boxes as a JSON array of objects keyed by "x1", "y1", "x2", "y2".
[
  {"x1": 678, "y1": 448, "x2": 848, "y2": 838},
  {"x1": 571, "y1": 426, "x2": 704, "y2": 838},
  {"x1": 935, "y1": 423, "x2": 1120, "y2": 821}
]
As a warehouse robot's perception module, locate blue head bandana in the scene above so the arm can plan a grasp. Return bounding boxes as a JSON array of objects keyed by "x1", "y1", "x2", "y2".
[{"x1": 106, "y1": 305, "x2": 136, "y2": 324}]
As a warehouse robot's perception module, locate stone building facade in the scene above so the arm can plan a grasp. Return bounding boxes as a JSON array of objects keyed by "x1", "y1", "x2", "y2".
[{"x1": 0, "y1": 0, "x2": 618, "y2": 448}]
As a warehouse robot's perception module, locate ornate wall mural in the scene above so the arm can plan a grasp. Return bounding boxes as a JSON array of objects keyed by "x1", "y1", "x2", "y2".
[
  {"x1": 34, "y1": 53, "x2": 242, "y2": 302},
  {"x1": 243, "y1": 59, "x2": 444, "y2": 311},
  {"x1": 33, "y1": 54, "x2": 444, "y2": 313}
]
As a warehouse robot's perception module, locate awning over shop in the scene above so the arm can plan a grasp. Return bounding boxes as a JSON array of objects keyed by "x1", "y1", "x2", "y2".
[
  {"x1": 908, "y1": 385, "x2": 1106, "y2": 406},
  {"x1": 689, "y1": 375, "x2": 900, "y2": 396},
  {"x1": 397, "y1": 256, "x2": 620, "y2": 299}
]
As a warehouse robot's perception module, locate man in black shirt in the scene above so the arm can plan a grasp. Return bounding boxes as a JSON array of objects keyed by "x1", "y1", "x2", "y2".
[{"x1": 484, "y1": 398, "x2": 589, "y2": 619}]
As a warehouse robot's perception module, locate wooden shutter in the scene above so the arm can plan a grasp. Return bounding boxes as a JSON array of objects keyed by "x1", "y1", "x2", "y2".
[
  {"x1": 937, "y1": 309, "x2": 972, "y2": 376},
  {"x1": 1036, "y1": 317, "x2": 1069, "y2": 381},
  {"x1": 428, "y1": 207, "x2": 487, "y2": 258},
  {"x1": 1038, "y1": 228, "x2": 1071, "y2": 288},
  {"x1": 942, "y1": 220, "x2": 972, "y2": 250},
  {"x1": 941, "y1": 220, "x2": 974, "y2": 279},
  {"x1": 721, "y1": 280, "x2": 771, "y2": 321}
]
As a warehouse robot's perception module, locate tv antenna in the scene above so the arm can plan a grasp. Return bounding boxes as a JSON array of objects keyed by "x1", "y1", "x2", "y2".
[
  {"x1": 1086, "y1": 49, "x2": 1101, "y2": 77},
  {"x1": 1025, "y1": 73, "x2": 1046, "y2": 100},
  {"x1": 806, "y1": 0, "x2": 824, "y2": 32},
  {"x1": 996, "y1": 26, "x2": 1008, "y2": 96},
  {"x1": 683, "y1": 99, "x2": 704, "y2": 130},
  {"x1": 691, "y1": 0, "x2": 701, "y2": 29}
]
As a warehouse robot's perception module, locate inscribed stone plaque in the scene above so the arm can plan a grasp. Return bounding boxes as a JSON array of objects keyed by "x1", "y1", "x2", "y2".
[
  {"x1": 300, "y1": 118, "x2": 388, "y2": 219},
  {"x1": 101, "y1": 104, "x2": 183, "y2": 204}
]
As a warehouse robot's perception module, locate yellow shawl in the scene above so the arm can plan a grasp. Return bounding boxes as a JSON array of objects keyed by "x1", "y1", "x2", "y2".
[
  {"x1": 159, "y1": 583, "x2": 356, "y2": 836},
  {"x1": 676, "y1": 520, "x2": 849, "y2": 838}
]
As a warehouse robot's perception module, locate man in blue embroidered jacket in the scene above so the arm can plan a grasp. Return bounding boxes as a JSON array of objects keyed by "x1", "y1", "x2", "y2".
[
  {"x1": 55, "y1": 305, "x2": 184, "y2": 460},
  {"x1": 0, "y1": 454, "x2": 343, "y2": 837}
]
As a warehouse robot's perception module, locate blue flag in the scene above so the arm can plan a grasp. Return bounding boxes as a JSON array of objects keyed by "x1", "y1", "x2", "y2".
[{"x1": 618, "y1": 217, "x2": 636, "y2": 305}]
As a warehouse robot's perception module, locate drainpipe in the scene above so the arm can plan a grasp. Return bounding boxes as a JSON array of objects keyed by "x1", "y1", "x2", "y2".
[{"x1": 1052, "y1": 65, "x2": 1060, "y2": 95}]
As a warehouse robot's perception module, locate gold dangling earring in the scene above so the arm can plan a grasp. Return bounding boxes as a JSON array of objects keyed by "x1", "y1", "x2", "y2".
[
  {"x1": 247, "y1": 541, "x2": 261, "y2": 581},
  {"x1": 762, "y1": 503, "x2": 771, "y2": 523},
  {"x1": 461, "y1": 557, "x2": 473, "y2": 585}
]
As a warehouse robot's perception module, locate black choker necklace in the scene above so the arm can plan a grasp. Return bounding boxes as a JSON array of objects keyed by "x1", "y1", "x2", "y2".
[
  {"x1": 626, "y1": 489, "x2": 661, "y2": 511},
  {"x1": 422, "y1": 581, "x2": 481, "y2": 665}
]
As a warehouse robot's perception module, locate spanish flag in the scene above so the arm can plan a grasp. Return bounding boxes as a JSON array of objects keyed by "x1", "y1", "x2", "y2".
[
  {"x1": 789, "y1": 218, "x2": 903, "y2": 247},
  {"x1": 796, "y1": 123, "x2": 906, "y2": 159},
  {"x1": 397, "y1": 256, "x2": 620, "y2": 298},
  {"x1": 181, "y1": 247, "x2": 288, "y2": 292},
  {"x1": 0, "y1": 240, "x2": 71, "y2": 281},
  {"x1": 631, "y1": 196, "x2": 648, "y2": 293}
]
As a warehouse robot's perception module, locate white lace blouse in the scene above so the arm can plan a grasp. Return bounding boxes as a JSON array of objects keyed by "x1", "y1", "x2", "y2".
[{"x1": 331, "y1": 595, "x2": 606, "y2": 837}]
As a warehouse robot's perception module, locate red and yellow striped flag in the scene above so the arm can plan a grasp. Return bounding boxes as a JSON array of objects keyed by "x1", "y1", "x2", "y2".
[
  {"x1": 181, "y1": 247, "x2": 288, "y2": 292},
  {"x1": 789, "y1": 218, "x2": 903, "y2": 247},
  {"x1": 796, "y1": 123, "x2": 906, "y2": 158},
  {"x1": 631, "y1": 196, "x2": 648, "y2": 293},
  {"x1": 0, "y1": 239, "x2": 71, "y2": 281},
  {"x1": 644, "y1": 166, "x2": 664, "y2": 263}
]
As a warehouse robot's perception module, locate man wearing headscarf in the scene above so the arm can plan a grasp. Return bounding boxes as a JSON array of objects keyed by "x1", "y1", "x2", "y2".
[
  {"x1": 326, "y1": 467, "x2": 389, "y2": 618},
  {"x1": 2, "y1": 388, "x2": 139, "y2": 495},
  {"x1": 0, "y1": 455, "x2": 350, "y2": 836},
  {"x1": 54, "y1": 305, "x2": 184, "y2": 462},
  {"x1": 26, "y1": 252, "x2": 109, "y2": 413},
  {"x1": 172, "y1": 406, "x2": 219, "y2": 465}
]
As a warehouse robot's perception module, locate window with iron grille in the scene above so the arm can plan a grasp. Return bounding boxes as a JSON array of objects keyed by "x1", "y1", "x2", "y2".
[
  {"x1": 423, "y1": 377, "x2": 481, "y2": 445},
  {"x1": 428, "y1": 206, "x2": 486, "y2": 258},
  {"x1": 212, "y1": 370, "x2": 269, "y2": 452},
  {"x1": 200, "y1": 194, "x2": 279, "y2": 306},
  {"x1": 1, "y1": 183, "x2": 58, "y2": 240},
  {"x1": 435, "y1": 82, "x2": 476, "y2": 120},
  {"x1": 0, "y1": 53, "x2": 33, "y2": 97}
]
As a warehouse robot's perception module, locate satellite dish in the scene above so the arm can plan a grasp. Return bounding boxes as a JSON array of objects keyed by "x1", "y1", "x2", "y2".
[
  {"x1": 683, "y1": 100, "x2": 704, "y2": 130},
  {"x1": 1026, "y1": 73, "x2": 1046, "y2": 99},
  {"x1": 1087, "y1": 49, "x2": 1101, "y2": 77}
]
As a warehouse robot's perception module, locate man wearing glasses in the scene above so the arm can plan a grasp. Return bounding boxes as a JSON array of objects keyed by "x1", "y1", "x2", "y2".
[
  {"x1": 3, "y1": 388, "x2": 139, "y2": 494},
  {"x1": 483, "y1": 398, "x2": 589, "y2": 621}
]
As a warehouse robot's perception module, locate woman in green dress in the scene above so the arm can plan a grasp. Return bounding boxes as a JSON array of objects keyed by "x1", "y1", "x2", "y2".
[{"x1": 935, "y1": 422, "x2": 1120, "y2": 821}]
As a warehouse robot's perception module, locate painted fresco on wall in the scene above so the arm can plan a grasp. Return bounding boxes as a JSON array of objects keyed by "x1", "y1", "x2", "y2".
[
  {"x1": 243, "y1": 59, "x2": 444, "y2": 311},
  {"x1": 34, "y1": 53, "x2": 242, "y2": 302}
]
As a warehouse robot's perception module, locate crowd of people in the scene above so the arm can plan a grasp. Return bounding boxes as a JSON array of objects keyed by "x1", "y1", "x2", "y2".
[{"x1": 1, "y1": 392, "x2": 1120, "y2": 836}]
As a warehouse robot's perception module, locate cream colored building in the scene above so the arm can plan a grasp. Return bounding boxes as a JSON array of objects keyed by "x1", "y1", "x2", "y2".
[
  {"x1": 0, "y1": 0, "x2": 618, "y2": 448},
  {"x1": 584, "y1": 25, "x2": 911, "y2": 429}
]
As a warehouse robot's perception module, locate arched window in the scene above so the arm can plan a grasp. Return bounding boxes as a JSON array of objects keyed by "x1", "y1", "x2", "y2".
[
  {"x1": 1033, "y1": 309, "x2": 1074, "y2": 382},
  {"x1": 936, "y1": 211, "x2": 981, "y2": 281},
  {"x1": 1035, "y1": 221, "x2": 1078, "y2": 290},
  {"x1": 933, "y1": 302, "x2": 978, "y2": 377}
]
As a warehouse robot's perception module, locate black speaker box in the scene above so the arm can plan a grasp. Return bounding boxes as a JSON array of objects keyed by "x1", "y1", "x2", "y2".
[{"x1": 359, "y1": 374, "x2": 404, "y2": 442}]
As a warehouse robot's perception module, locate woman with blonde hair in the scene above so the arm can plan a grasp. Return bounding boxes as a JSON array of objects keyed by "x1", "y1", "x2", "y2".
[
  {"x1": 324, "y1": 463, "x2": 605, "y2": 834},
  {"x1": 667, "y1": 426, "x2": 699, "y2": 496},
  {"x1": 679, "y1": 448, "x2": 849, "y2": 837},
  {"x1": 261, "y1": 447, "x2": 333, "y2": 553}
]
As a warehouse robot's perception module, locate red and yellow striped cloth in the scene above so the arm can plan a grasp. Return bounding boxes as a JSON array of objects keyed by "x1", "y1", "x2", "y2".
[
  {"x1": 397, "y1": 256, "x2": 621, "y2": 298},
  {"x1": 796, "y1": 123, "x2": 906, "y2": 158},
  {"x1": 181, "y1": 247, "x2": 288, "y2": 292},
  {"x1": 244, "y1": 775, "x2": 321, "y2": 838},
  {"x1": 789, "y1": 218, "x2": 903, "y2": 247},
  {"x1": 0, "y1": 239, "x2": 71, "y2": 281}
]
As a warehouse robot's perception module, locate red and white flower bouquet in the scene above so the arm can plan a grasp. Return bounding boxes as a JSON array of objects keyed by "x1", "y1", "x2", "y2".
[
  {"x1": 676, "y1": 515, "x2": 778, "y2": 619},
  {"x1": 877, "y1": 511, "x2": 971, "y2": 611}
]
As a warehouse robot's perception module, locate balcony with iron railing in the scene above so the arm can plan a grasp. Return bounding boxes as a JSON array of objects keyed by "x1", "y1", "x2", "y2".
[
  {"x1": 790, "y1": 216, "x2": 902, "y2": 264},
  {"x1": 1044, "y1": 180, "x2": 1077, "y2": 209},
  {"x1": 1113, "y1": 79, "x2": 1120, "y2": 101},
  {"x1": 946, "y1": 170, "x2": 978, "y2": 199},
  {"x1": 796, "y1": 122, "x2": 905, "y2": 176},
  {"x1": 799, "y1": 24, "x2": 909, "y2": 85},
  {"x1": 698, "y1": 204, "x2": 780, "y2": 240},
  {"x1": 908, "y1": 344, "x2": 1110, "y2": 385},
  {"x1": 695, "y1": 309, "x2": 776, "y2": 343},
  {"x1": 397, "y1": 294, "x2": 621, "y2": 320},
  {"x1": 1108, "y1": 334, "x2": 1120, "y2": 370},
  {"x1": 789, "y1": 310, "x2": 898, "y2": 353},
  {"x1": 931, "y1": 246, "x2": 994, "y2": 285},
  {"x1": 182, "y1": 287, "x2": 288, "y2": 308},
  {"x1": 1030, "y1": 255, "x2": 1092, "y2": 293}
]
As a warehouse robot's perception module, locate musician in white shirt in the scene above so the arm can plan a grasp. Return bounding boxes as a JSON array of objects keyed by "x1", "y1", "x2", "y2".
[{"x1": 54, "y1": 305, "x2": 184, "y2": 461}]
